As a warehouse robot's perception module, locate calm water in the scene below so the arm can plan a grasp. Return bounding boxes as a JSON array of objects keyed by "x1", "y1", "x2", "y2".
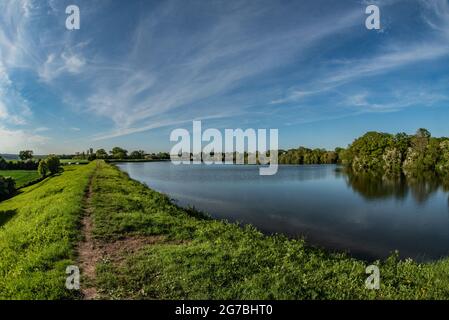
[{"x1": 117, "y1": 162, "x2": 449, "y2": 262}]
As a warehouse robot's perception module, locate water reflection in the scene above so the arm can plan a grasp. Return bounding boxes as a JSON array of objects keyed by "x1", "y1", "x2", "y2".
[
  {"x1": 342, "y1": 169, "x2": 449, "y2": 206},
  {"x1": 117, "y1": 163, "x2": 449, "y2": 261}
]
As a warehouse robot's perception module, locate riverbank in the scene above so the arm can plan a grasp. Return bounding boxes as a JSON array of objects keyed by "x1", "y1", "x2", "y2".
[
  {"x1": 92, "y1": 162, "x2": 449, "y2": 299},
  {"x1": 1, "y1": 161, "x2": 448, "y2": 299}
]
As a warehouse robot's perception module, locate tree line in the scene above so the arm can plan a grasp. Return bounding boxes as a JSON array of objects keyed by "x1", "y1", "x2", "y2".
[
  {"x1": 342, "y1": 128, "x2": 449, "y2": 176},
  {"x1": 71, "y1": 147, "x2": 170, "y2": 161},
  {"x1": 278, "y1": 147, "x2": 345, "y2": 165}
]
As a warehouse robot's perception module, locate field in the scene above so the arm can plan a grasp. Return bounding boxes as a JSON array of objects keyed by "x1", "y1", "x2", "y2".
[
  {"x1": 1, "y1": 160, "x2": 449, "y2": 299},
  {"x1": 0, "y1": 170, "x2": 41, "y2": 188},
  {"x1": 60, "y1": 159, "x2": 90, "y2": 165}
]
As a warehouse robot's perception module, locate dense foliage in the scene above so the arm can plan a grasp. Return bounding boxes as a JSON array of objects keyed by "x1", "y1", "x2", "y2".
[
  {"x1": 18, "y1": 150, "x2": 33, "y2": 161},
  {"x1": 278, "y1": 147, "x2": 344, "y2": 164},
  {"x1": 38, "y1": 155, "x2": 61, "y2": 177},
  {"x1": 73, "y1": 147, "x2": 170, "y2": 161},
  {"x1": 0, "y1": 157, "x2": 39, "y2": 170},
  {"x1": 343, "y1": 129, "x2": 449, "y2": 176},
  {"x1": 38, "y1": 160, "x2": 49, "y2": 177},
  {"x1": 45, "y1": 156, "x2": 61, "y2": 175},
  {"x1": 0, "y1": 176, "x2": 16, "y2": 201}
]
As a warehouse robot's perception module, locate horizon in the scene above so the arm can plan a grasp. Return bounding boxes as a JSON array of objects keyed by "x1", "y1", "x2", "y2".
[
  {"x1": 1, "y1": 0, "x2": 449, "y2": 154},
  {"x1": 0, "y1": 126, "x2": 446, "y2": 156}
]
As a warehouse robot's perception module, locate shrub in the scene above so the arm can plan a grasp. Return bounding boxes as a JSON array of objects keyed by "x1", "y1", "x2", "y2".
[
  {"x1": 0, "y1": 176, "x2": 16, "y2": 201},
  {"x1": 38, "y1": 160, "x2": 49, "y2": 177},
  {"x1": 46, "y1": 156, "x2": 61, "y2": 175}
]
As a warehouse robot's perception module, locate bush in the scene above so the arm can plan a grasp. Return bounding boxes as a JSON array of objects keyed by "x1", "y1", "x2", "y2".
[
  {"x1": 38, "y1": 160, "x2": 49, "y2": 177},
  {"x1": 46, "y1": 156, "x2": 61, "y2": 175},
  {"x1": 0, "y1": 176, "x2": 16, "y2": 201}
]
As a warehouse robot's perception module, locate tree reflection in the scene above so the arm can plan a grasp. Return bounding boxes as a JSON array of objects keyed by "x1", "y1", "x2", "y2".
[{"x1": 342, "y1": 169, "x2": 446, "y2": 204}]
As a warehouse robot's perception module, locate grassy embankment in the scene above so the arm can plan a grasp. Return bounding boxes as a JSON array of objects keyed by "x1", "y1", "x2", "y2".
[
  {"x1": 1, "y1": 160, "x2": 449, "y2": 299},
  {"x1": 0, "y1": 164, "x2": 95, "y2": 299},
  {"x1": 91, "y1": 162, "x2": 449, "y2": 299},
  {"x1": 0, "y1": 170, "x2": 41, "y2": 188}
]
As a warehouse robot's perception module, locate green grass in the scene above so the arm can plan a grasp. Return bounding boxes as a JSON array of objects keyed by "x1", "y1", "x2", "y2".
[
  {"x1": 0, "y1": 163, "x2": 96, "y2": 299},
  {"x1": 0, "y1": 170, "x2": 41, "y2": 188},
  {"x1": 91, "y1": 162, "x2": 449, "y2": 299},
  {"x1": 1, "y1": 160, "x2": 448, "y2": 299}
]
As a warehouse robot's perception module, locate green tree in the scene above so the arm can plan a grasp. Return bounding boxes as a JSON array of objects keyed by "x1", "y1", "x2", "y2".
[
  {"x1": 38, "y1": 160, "x2": 49, "y2": 177},
  {"x1": 19, "y1": 150, "x2": 33, "y2": 161},
  {"x1": 130, "y1": 150, "x2": 145, "y2": 159},
  {"x1": 110, "y1": 147, "x2": 128, "y2": 159},
  {"x1": 0, "y1": 156, "x2": 7, "y2": 170},
  {"x1": 45, "y1": 155, "x2": 61, "y2": 175},
  {"x1": 95, "y1": 149, "x2": 108, "y2": 159}
]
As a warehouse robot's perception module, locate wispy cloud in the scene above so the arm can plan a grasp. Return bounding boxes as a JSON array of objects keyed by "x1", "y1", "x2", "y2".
[
  {"x1": 1, "y1": 0, "x2": 449, "y2": 152},
  {"x1": 83, "y1": 2, "x2": 362, "y2": 140},
  {"x1": 0, "y1": 126, "x2": 49, "y2": 153}
]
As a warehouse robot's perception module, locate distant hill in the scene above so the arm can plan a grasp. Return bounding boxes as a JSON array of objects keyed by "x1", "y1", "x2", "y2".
[
  {"x1": 0, "y1": 154, "x2": 46, "y2": 160},
  {"x1": 0, "y1": 154, "x2": 18, "y2": 160}
]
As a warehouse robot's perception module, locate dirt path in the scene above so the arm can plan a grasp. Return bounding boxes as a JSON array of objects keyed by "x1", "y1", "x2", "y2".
[
  {"x1": 78, "y1": 175, "x2": 100, "y2": 300},
  {"x1": 77, "y1": 169, "x2": 167, "y2": 299}
]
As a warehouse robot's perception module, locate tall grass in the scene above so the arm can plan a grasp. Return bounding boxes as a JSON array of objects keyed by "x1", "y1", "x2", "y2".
[{"x1": 0, "y1": 164, "x2": 95, "y2": 299}]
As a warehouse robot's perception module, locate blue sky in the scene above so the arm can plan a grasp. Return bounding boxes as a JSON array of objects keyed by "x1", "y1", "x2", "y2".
[{"x1": 1, "y1": 0, "x2": 449, "y2": 154}]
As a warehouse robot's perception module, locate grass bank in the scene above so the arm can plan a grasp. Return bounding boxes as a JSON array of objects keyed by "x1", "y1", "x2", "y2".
[
  {"x1": 0, "y1": 164, "x2": 95, "y2": 299},
  {"x1": 1, "y1": 161, "x2": 448, "y2": 299},
  {"x1": 91, "y1": 162, "x2": 449, "y2": 299},
  {"x1": 0, "y1": 170, "x2": 40, "y2": 188}
]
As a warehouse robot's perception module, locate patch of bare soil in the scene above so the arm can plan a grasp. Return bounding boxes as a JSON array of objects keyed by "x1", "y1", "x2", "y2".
[{"x1": 77, "y1": 175, "x2": 166, "y2": 299}]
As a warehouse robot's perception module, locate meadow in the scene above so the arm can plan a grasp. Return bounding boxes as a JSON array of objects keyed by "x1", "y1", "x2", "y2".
[
  {"x1": 0, "y1": 170, "x2": 41, "y2": 188},
  {"x1": 1, "y1": 160, "x2": 449, "y2": 299}
]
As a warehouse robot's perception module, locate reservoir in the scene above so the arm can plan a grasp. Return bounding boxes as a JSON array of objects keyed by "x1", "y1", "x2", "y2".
[{"x1": 117, "y1": 162, "x2": 449, "y2": 262}]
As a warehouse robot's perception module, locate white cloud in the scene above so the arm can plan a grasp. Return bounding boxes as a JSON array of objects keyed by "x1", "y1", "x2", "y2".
[
  {"x1": 0, "y1": 61, "x2": 30, "y2": 125},
  {"x1": 34, "y1": 127, "x2": 50, "y2": 132},
  {"x1": 0, "y1": 126, "x2": 49, "y2": 154},
  {"x1": 87, "y1": 4, "x2": 362, "y2": 139}
]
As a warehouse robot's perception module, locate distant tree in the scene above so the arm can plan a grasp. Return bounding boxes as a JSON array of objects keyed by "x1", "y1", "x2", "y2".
[
  {"x1": 130, "y1": 150, "x2": 145, "y2": 159},
  {"x1": 412, "y1": 128, "x2": 431, "y2": 153},
  {"x1": 38, "y1": 160, "x2": 49, "y2": 177},
  {"x1": 45, "y1": 155, "x2": 61, "y2": 175},
  {"x1": 95, "y1": 149, "x2": 108, "y2": 159},
  {"x1": 0, "y1": 156, "x2": 7, "y2": 170},
  {"x1": 110, "y1": 147, "x2": 128, "y2": 159},
  {"x1": 19, "y1": 150, "x2": 33, "y2": 161}
]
